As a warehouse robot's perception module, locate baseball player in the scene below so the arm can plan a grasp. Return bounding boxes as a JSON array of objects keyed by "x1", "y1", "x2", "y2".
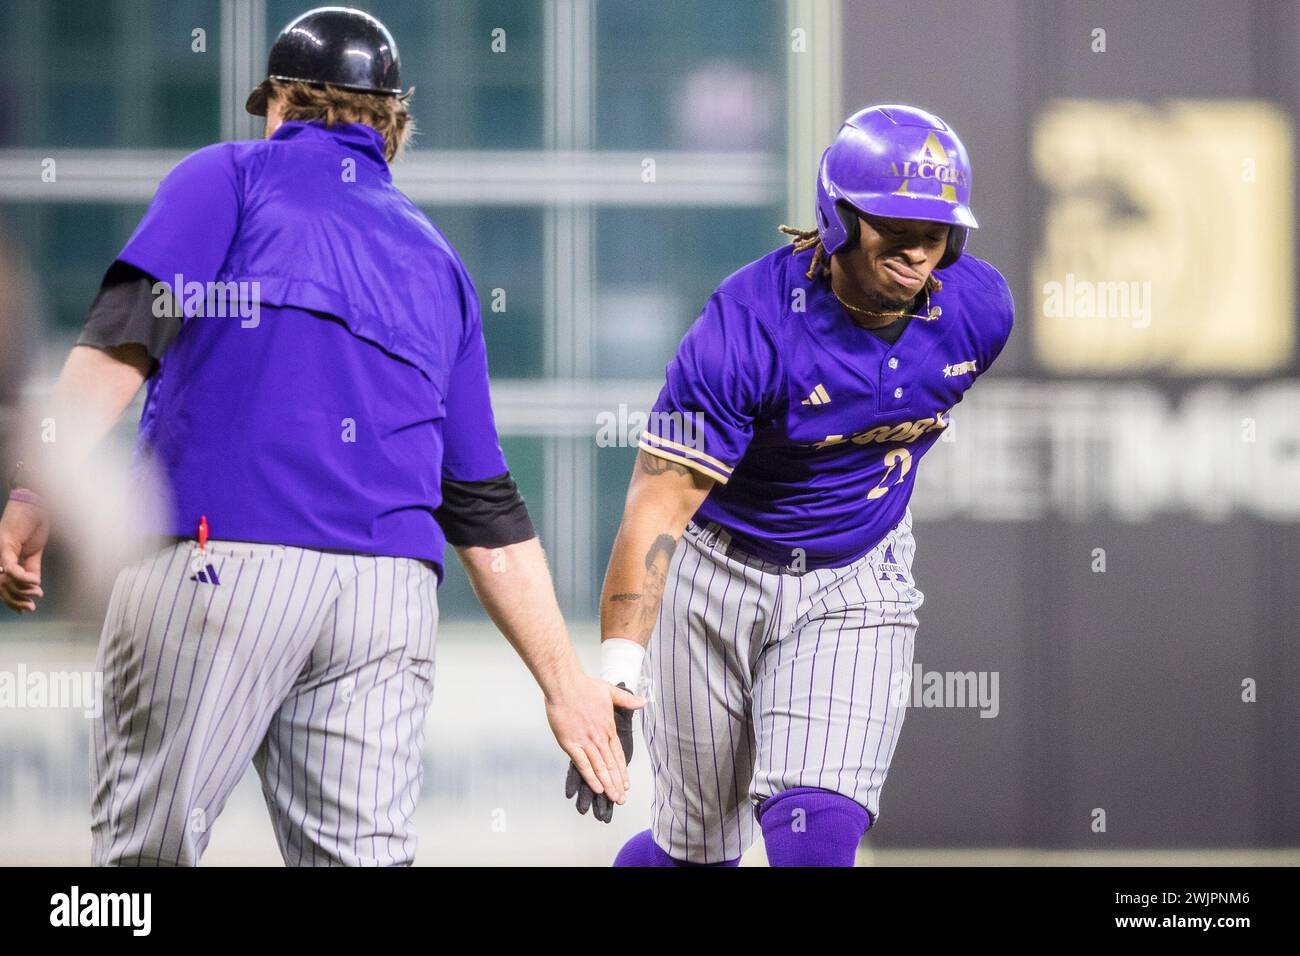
[
  {"x1": 0, "y1": 6, "x2": 639, "y2": 866},
  {"x1": 565, "y1": 105, "x2": 1013, "y2": 866}
]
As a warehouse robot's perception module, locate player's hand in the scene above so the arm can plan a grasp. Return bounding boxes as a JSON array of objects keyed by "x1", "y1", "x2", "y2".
[
  {"x1": 546, "y1": 675, "x2": 643, "y2": 820},
  {"x1": 562, "y1": 681, "x2": 639, "y2": 823},
  {"x1": 0, "y1": 499, "x2": 49, "y2": 614}
]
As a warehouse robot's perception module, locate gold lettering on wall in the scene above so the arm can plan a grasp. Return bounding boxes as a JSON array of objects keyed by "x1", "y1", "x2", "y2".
[{"x1": 1033, "y1": 100, "x2": 1293, "y2": 374}]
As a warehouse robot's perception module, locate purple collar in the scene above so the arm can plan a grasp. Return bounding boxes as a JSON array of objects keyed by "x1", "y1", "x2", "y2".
[{"x1": 270, "y1": 120, "x2": 390, "y2": 177}]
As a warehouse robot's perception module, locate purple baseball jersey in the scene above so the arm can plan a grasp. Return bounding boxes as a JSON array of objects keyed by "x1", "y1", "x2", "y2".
[
  {"x1": 118, "y1": 121, "x2": 506, "y2": 573},
  {"x1": 640, "y1": 243, "x2": 1014, "y2": 569}
]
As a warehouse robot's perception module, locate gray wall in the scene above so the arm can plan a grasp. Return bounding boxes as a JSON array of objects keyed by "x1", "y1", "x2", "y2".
[{"x1": 840, "y1": 0, "x2": 1299, "y2": 848}]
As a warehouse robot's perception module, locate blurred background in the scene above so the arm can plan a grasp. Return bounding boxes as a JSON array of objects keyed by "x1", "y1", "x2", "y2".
[{"x1": 0, "y1": 0, "x2": 1296, "y2": 865}]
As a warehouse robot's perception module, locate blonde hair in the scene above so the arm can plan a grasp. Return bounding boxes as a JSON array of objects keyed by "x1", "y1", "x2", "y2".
[
  {"x1": 778, "y1": 224, "x2": 829, "y2": 281},
  {"x1": 269, "y1": 79, "x2": 415, "y2": 162}
]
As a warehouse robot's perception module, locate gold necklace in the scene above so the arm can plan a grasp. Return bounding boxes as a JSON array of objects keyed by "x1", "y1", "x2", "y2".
[{"x1": 832, "y1": 278, "x2": 935, "y2": 325}]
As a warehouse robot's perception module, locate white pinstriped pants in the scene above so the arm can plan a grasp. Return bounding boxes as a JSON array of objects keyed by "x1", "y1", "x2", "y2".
[
  {"x1": 643, "y1": 509, "x2": 923, "y2": 864},
  {"x1": 90, "y1": 540, "x2": 439, "y2": 866}
]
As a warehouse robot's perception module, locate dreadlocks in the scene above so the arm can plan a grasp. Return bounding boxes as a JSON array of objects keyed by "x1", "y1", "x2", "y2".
[
  {"x1": 778, "y1": 224, "x2": 829, "y2": 281},
  {"x1": 778, "y1": 223, "x2": 942, "y2": 295}
]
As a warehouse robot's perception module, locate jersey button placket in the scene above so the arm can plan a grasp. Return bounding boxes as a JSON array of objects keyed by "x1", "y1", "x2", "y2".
[{"x1": 881, "y1": 353, "x2": 907, "y2": 410}]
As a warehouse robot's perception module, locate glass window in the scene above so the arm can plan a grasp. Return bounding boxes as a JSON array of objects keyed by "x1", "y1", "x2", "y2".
[
  {"x1": 594, "y1": 440, "x2": 638, "y2": 586},
  {"x1": 594, "y1": 204, "x2": 786, "y2": 378},
  {"x1": 1, "y1": 202, "x2": 144, "y2": 335},
  {"x1": 0, "y1": 0, "x2": 222, "y2": 148},
  {"x1": 425, "y1": 205, "x2": 546, "y2": 380},
  {"x1": 265, "y1": 0, "x2": 545, "y2": 151},
  {"x1": 595, "y1": 0, "x2": 785, "y2": 151}
]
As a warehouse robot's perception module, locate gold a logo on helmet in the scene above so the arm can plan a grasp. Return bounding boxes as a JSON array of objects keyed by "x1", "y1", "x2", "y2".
[{"x1": 889, "y1": 132, "x2": 964, "y2": 203}]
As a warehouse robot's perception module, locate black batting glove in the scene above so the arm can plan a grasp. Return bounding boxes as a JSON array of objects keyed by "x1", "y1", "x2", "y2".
[{"x1": 565, "y1": 682, "x2": 635, "y2": 824}]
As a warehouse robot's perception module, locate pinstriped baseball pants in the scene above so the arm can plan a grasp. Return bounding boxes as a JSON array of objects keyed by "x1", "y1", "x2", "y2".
[
  {"x1": 643, "y1": 509, "x2": 923, "y2": 864},
  {"x1": 90, "y1": 540, "x2": 439, "y2": 867}
]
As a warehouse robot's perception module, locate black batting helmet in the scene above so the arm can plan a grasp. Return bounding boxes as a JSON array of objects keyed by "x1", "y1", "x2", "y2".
[{"x1": 245, "y1": 6, "x2": 403, "y2": 117}]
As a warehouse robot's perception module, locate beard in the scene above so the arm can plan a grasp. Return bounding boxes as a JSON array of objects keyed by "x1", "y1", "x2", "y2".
[{"x1": 857, "y1": 284, "x2": 918, "y2": 313}]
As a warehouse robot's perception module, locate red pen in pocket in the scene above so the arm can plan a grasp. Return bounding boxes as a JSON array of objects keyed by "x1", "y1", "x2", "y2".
[{"x1": 189, "y1": 515, "x2": 210, "y2": 578}]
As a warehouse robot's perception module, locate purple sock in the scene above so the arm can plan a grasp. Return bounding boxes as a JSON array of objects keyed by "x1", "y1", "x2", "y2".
[
  {"x1": 757, "y1": 787, "x2": 871, "y2": 867},
  {"x1": 613, "y1": 829, "x2": 740, "y2": 867}
]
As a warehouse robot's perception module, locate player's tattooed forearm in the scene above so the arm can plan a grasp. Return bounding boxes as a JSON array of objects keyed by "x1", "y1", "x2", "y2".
[
  {"x1": 636, "y1": 534, "x2": 678, "y2": 635},
  {"x1": 636, "y1": 452, "x2": 693, "y2": 477},
  {"x1": 609, "y1": 593, "x2": 641, "y2": 603},
  {"x1": 644, "y1": 534, "x2": 678, "y2": 570}
]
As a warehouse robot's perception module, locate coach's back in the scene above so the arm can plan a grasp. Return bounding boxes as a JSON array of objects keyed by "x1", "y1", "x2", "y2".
[{"x1": 118, "y1": 120, "x2": 505, "y2": 571}]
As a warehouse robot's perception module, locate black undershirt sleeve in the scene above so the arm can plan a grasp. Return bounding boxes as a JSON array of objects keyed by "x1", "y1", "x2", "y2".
[
  {"x1": 435, "y1": 471, "x2": 537, "y2": 549},
  {"x1": 77, "y1": 260, "x2": 181, "y2": 367}
]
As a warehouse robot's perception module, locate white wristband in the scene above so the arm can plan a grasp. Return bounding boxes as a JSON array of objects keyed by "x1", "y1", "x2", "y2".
[{"x1": 600, "y1": 638, "x2": 646, "y2": 689}]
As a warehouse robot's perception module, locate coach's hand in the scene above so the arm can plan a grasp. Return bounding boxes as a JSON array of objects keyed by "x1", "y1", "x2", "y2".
[
  {"x1": 566, "y1": 682, "x2": 637, "y2": 823},
  {"x1": 0, "y1": 499, "x2": 49, "y2": 614},
  {"x1": 550, "y1": 677, "x2": 642, "y2": 822}
]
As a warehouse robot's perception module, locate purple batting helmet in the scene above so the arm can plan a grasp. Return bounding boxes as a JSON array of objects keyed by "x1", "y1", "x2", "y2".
[{"x1": 815, "y1": 104, "x2": 978, "y2": 269}]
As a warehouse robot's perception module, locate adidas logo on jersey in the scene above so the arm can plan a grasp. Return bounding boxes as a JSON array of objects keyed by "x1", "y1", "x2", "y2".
[
  {"x1": 801, "y1": 384, "x2": 832, "y2": 406},
  {"x1": 943, "y1": 359, "x2": 977, "y2": 378}
]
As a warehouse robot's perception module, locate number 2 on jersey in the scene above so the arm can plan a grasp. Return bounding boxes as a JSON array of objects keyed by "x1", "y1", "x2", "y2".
[{"x1": 867, "y1": 447, "x2": 913, "y2": 500}]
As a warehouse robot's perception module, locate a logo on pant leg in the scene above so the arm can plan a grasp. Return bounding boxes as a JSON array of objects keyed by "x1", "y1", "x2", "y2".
[
  {"x1": 878, "y1": 544, "x2": 907, "y2": 583},
  {"x1": 188, "y1": 564, "x2": 221, "y2": 585},
  {"x1": 188, "y1": 546, "x2": 221, "y2": 585}
]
